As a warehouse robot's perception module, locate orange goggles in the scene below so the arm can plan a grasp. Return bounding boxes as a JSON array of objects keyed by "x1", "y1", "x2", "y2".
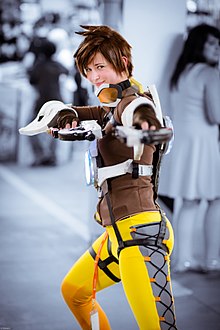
[{"x1": 95, "y1": 83, "x2": 124, "y2": 107}]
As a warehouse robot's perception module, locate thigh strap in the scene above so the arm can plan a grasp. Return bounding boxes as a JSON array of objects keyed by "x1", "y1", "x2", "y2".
[{"x1": 89, "y1": 238, "x2": 121, "y2": 283}]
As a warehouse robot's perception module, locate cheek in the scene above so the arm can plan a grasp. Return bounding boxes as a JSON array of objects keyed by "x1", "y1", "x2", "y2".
[
  {"x1": 107, "y1": 72, "x2": 122, "y2": 84},
  {"x1": 203, "y1": 48, "x2": 211, "y2": 60},
  {"x1": 85, "y1": 72, "x2": 92, "y2": 83}
]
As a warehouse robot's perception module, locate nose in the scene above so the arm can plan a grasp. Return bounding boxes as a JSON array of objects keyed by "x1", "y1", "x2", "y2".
[
  {"x1": 89, "y1": 70, "x2": 100, "y2": 83},
  {"x1": 92, "y1": 74, "x2": 100, "y2": 83}
]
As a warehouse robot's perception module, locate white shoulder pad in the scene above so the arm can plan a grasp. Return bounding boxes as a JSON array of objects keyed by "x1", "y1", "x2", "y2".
[
  {"x1": 121, "y1": 97, "x2": 156, "y2": 127},
  {"x1": 147, "y1": 85, "x2": 163, "y2": 125}
]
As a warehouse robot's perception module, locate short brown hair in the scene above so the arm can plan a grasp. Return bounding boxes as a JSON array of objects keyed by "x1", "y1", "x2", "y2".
[{"x1": 74, "y1": 25, "x2": 133, "y2": 78}]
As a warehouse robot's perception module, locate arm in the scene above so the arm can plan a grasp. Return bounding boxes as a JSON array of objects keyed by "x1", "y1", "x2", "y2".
[
  {"x1": 115, "y1": 95, "x2": 162, "y2": 130},
  {"x1": 113, "y1": 95, "x2": 164, "y2": 160},
  {"x1": 54, "y1": 105, "x2": 104, "y2": 129},
  {"x1": 204, "y1": 67, "x2": 220, "y2": 124}
]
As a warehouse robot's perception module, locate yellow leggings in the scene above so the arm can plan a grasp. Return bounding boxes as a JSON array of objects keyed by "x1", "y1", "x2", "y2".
[{"x1": 61, "y1": 211, "x2": 177, "y2": 330}]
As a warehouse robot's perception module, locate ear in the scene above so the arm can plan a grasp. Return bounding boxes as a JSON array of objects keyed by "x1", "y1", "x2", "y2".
[{"x1": 122, "y1": 56, "x2": 128, "y2": 67}]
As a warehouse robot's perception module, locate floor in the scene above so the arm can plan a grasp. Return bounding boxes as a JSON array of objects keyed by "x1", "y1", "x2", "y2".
[{"x1": 0, "y1": 142, "x2": 219, "y2": 330}]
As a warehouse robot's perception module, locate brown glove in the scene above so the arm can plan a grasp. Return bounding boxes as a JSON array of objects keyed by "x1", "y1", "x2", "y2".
[
  {"x1": 48, "y1": 109, "x2": 79, "y2": 129},
  {"x1": 133, "y1": 104, "x2": 162, "y2": 130}
]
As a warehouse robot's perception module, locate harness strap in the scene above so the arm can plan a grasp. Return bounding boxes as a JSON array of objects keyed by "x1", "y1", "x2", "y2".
[
  {"x1": 98, "y1": 159, "x2": 153, "y2": 187},
  {"x1": 117, "y1": 237, "x2": 169, "y2": 256},
  {"x1": 105, "y1": 191, "x2": 125, "y2": 255},
  {"x1": 98, "y1": 161, "x2": 168, "y2": 259},
  {"x1": 157, "y1": 209, "x2": 167, "y2": 248},
  {"x1": 89, "y1": 246, "x2": 121, "y2": 283},
  {"x1": 103, "y1": 180, "x2": 168, "y2": 256}
]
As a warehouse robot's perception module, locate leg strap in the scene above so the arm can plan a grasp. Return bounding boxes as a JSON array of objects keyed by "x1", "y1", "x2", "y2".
[{"x1": 89, "y1": 237, "x2": 121, "y2": 283}]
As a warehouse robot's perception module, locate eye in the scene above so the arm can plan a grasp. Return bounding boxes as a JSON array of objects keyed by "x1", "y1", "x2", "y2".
[
  {"x1": 84, "y1": 67, "x2": 91, "y2": 74},
  {"x1": 97, "y1": 65, "x2": 105, "y2": 70}
]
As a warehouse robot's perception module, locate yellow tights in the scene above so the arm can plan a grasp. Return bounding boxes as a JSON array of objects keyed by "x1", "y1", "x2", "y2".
[{"x1": 61, "y1": 211, "x2": 177, "y2": 330}]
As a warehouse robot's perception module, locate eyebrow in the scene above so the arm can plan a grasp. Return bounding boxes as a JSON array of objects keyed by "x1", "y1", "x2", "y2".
[
  {"x1": 85, "y1": 60, "x2": 106, "y2": 70},
  {"x1": 93, "y1": 62, "x2": 105, "y2": 66}
]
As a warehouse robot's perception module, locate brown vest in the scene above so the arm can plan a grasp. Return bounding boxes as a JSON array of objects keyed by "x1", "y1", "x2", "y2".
[{"x1": 73, "y1": 89, "x2": 160, "y2": 226}]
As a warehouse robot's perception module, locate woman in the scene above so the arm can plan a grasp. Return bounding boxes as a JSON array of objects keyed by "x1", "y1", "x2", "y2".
[
  {"x1": 52, "y1": 25, "x2": 177, "y2": 329},
  {"x1": 159, "y1": 24, "x2": 220, "y2": 273}
]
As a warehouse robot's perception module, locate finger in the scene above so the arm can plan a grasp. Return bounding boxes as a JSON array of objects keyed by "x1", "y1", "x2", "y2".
[
  {"x1": 72, "y1": 121, "x2": 78, "y2": 128},
  {"x1": 141, "y1": 122, "x2": 149, "y2": 130}
]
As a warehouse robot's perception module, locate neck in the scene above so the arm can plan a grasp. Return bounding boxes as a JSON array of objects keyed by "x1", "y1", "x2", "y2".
[{"x1": 118, "y1": 79, "x2": 131, "y2": 91}]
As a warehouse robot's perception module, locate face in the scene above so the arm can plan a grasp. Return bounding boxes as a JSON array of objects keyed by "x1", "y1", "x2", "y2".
[
  {"x1": 84, "y1": 52, "x2": 128, "y2": 88},
  {"x1": 203, "y1": 34, "x2": 220, "y2": 65}
]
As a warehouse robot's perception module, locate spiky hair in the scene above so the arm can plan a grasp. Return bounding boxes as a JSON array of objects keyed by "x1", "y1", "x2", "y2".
[{"x1": 74, "y1": 25, "x2": 133, "y2": 77}]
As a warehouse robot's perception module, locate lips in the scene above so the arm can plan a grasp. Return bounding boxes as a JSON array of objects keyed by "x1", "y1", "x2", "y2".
[{"x1": 95, "y1": 82, "x2": 105, "y2": 88}]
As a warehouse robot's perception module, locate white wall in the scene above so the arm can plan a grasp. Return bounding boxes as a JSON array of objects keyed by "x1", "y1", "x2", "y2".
[{"x1": 122, "y1": 0, "x2": 186, "y2": 114}]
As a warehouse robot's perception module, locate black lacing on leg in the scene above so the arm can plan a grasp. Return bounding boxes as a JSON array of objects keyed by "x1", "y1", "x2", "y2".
[
  {"x1": 143, "y1": 245, "x2": 177, "y2": 329},
  {"x1": 127, "y1": 218, "x2": 177, "y2": 330}
]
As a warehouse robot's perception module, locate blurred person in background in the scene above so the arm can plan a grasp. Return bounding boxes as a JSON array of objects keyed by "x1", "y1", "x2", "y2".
[
  {"x1": 23, "y1": 12, "x2": 71, "y2": 70},
  {"x1": 73, "y1": 64, "x2": 89, "y2": 106},
  {"x1": 28, "y1": 38, "x2": 68, "y2": 166},
  {"x1": 159, "y1": 24, "x2": 220, "y2": 273}
]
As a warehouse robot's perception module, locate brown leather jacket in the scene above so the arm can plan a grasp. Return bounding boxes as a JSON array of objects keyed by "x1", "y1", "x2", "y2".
[{"x1": 71, "y1": 87, "x2": 161, "y2": 226}]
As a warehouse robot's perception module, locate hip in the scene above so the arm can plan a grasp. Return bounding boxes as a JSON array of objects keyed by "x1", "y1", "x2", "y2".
[{"x1": 106, "y1": 211, "x2": 174, "y2": 256}]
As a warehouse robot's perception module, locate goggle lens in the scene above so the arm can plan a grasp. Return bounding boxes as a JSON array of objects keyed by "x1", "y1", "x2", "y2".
[{"x1": 98, "y1": 87, "x2": 119, "y2": 103}]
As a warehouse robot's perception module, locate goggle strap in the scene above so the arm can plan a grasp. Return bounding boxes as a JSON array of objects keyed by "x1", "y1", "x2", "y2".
[{"x1": 118, "y1": 79, "x2": 131, "y2": 91}]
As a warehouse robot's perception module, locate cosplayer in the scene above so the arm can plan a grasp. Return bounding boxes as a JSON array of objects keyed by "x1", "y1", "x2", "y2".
[{"x1": 20, "y1": 25, "x2": 177, "y2": 330}]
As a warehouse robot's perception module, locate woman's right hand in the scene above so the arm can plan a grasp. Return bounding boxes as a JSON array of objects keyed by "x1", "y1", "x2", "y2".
[
  {"x1": 48, "y1": 109, "x2": 79, "y2": 137},
  {"x1": 57, "y1": 110, "x2": 79, "y2": 129}
]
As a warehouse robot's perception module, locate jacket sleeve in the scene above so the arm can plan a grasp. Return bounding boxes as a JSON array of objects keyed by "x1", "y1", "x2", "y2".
[{"x1": 70, "y1": 105, "x2": 105, "y2": 126}]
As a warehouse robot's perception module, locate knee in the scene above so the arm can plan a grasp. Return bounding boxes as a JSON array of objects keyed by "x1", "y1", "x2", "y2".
[
  {"x1": 61, "y1": 277, "x2": 71, "y2": 302},
  {"x1": 61, "y1": 276, "x2": 90, "y2": 306},
  {"x1": 182, "y1": 199, "x2": 200, "y2": 208},
  {"x1": 208, "y1": 197, "x2": 220, "y2": 207},
  {"x1": 61, "y1": 276, "x2": 80, "y2": 304}
]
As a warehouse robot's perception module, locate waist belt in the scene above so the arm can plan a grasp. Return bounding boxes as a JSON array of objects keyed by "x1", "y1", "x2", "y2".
[
  {"x1": 98, "y1": 159, "x2": 153, "y2": 187},
  {"x1": 118, "y1": 237, "x2": 169, "y2": 254}
]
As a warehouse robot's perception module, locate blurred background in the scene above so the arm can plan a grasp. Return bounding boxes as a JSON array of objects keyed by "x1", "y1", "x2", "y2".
[{"x1": 0, "y1": 1, "x2": 220, "y2": 330}]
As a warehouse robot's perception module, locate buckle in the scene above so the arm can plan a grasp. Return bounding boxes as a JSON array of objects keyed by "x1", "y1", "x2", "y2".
[{"x1": 132, "y1": 162, "x2": 139, "y2": 179}]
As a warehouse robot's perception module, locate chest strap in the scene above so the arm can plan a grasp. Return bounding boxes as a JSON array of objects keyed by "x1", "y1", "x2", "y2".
[{"x1": 98, "y1": 159, "x2": 153, "y2": 187}]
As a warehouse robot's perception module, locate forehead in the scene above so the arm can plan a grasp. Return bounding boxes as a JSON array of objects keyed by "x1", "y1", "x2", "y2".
[
  {"x1": 87, "y1": 52, "x2": 107, "y2": 66},
  {"x1": 206, "y1": 34, "x2": 219, "y2": 44}
]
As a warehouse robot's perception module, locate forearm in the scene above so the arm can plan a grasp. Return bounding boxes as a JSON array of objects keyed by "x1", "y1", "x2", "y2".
[{"x1": 69, "y1": 105, "x2": 104, "y2": 124}]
